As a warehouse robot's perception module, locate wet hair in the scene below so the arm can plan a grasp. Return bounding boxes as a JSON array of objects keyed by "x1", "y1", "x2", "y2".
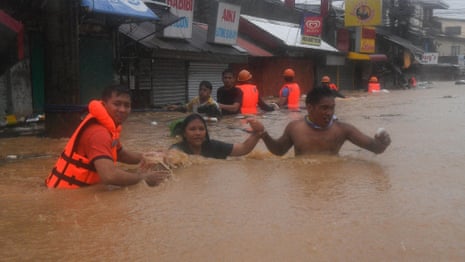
[
  {"x1": 222, "y1": 68, "x2": 234, "y2": 77},
  {"x1": 101, "y1": 84, "x2": 131, "y2": 101},
  {"x1": 180, "y1": 113, "x2": 210, "y2": 142},
  {"x1": 199, "y1": 80, "x2": 213, "y2": 90},
  {"x1": 305, "y1": 86, "x2": 334, "y2": 105}
]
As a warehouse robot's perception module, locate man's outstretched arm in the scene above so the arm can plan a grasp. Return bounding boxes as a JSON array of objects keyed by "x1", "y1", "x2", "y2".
[{"x1": 261, "y1": 127, "x2": 294, "y2": 156}]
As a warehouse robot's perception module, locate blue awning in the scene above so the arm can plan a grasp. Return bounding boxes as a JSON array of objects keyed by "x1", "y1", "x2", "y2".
[{"x1": 81, "y1": 0, "x2": 159, "y2": 21}]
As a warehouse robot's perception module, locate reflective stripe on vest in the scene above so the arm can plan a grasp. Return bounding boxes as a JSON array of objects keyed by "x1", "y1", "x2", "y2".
[
  {"x1": 237, "y1": 83, "x2": 259, "y2": 114},
  {"x1": 45, "y1": 100, "x2": 120, "y2": 189}
]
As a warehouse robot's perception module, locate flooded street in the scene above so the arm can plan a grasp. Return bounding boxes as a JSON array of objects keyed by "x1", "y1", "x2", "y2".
[{"x1": 1, "y1": 81, "x2": 465, "y2": 261}]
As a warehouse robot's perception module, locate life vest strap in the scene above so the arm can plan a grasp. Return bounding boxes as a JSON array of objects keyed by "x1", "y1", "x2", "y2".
[
  {"x1": 61, "y1": 152, "x2": 96, "y2": 172},
  {"x1": 50, "y1": 167, "x2": 90, "y2": 187}
]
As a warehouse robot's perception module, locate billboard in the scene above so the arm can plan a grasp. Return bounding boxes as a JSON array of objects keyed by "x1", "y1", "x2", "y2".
[
  {"x1": 163, "y1": 0, "x2": 194, "y2": 39},
  {"x1": 207, "y1": 2, "x2": 241, "y2": 45},
  {"x1": 345, "y1": 0, "x2": 382, "y2": 27},
  {"x1": 300, "y1": 14, "x2": 322, "y2": 46},
  {"x1": 421, "y1": 52, "x2": 438, "y2": 64}
]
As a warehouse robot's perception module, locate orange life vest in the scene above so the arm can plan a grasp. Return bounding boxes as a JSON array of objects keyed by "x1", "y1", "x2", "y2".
[
  {"x1": 368, "y1": 82, "x2": 381, "y2": 93},
  {"x1": 279, "y1": 82, "x2": 301, "y2": 110},
  {"x1": 45, "y1": 100, "x2": 121, "y2": 189},
  {"x1": 328, "y1": 83, "x2": 338, "y2": 91},
  {"x1": 237, "y1": 83, "x2": 259, "y2": 114}
]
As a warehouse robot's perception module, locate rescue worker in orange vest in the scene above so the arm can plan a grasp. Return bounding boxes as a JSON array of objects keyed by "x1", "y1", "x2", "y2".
[
  {"x1": 45, "y1": 84, "x2": 169, "y2": 189},
  {"x1": 408, "y1": 76, "x2": 417, "y2": 88},
  {"x1": 368, "y1": 76, "x2": 381, "y2": 93},
  {"x1": 320, "y1": 75, "x2": 345, "y2": 98},
  {"x1": 278, "y1": 68, "x2": 301, "y2": 110},
  {"x1": 236, "y1": 69, "x2": 276, "y2": 114}
]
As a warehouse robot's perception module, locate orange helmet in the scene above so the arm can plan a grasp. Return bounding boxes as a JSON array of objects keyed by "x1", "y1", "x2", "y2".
[
  {"x1": 283, "y1": 68, "x2": 295, "y2": 77},
  {"x1": 237, "y1": 69, "x2": 252, "y2": 82},
  {"x1": 369, "y1": 76, "x2": 378, "y2": 82},
  {"x1": 321, "y1": 76, "x2": 331, "y2": 83}
]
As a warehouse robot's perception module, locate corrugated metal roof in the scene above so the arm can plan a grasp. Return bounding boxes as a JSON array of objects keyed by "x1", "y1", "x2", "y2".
[
  {"x1": 236, "y1": 37, "x2": 273, "y2": 57},
  {"x1": 119, "y1": 21, "x2": 248, "y2": 62},
  {"x1": 241, "y1": 14, "x2": 339, "y2": 53}
]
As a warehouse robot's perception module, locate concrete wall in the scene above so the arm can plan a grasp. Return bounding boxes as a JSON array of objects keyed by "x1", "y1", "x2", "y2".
[
  {"x1": 0, "y1": 74, "x2": 6, "y2": 118},
  {"x1": 8, "y1": 61, "x2": 33, "y2": 118},
  {"x1": 435, "y1": 36, "x2": 465, "y2": 56},
  {"x1": 439, "y1": 18, "x2": 465, "y2": 38}
]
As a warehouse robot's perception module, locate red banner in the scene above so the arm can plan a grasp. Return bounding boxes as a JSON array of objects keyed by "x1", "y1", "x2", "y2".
[{"x1": 302, "y1": 15, "x2": 322, "y2": 36}]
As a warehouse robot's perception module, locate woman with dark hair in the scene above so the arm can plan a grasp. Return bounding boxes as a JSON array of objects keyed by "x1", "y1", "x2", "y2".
[{"x1": 170, "y1": 113, "x2": 265, "y2": 159}]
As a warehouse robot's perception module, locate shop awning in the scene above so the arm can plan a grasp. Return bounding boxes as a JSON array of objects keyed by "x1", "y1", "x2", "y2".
[
  {"x1": 240, "y1": 14, "x2": 340, "y2": 53},
  {"x1": 347, "y1": 52, "x2": 387, "y2": 61},
  {"x1": 119, "y1": 21, "x2": 248, "y2": 63},
  {"x1": 236, "y1": 37, "x2": 273, "y2": 57},
  {"x1": 81, "y1": 0, "x2": 159, "y2": 21},
  {"x1": 376, "y1": 28, "x2": 424, "y2": 57},
  {"x1": 0, "y1": 10, "x2": 24, "y2": 74}
]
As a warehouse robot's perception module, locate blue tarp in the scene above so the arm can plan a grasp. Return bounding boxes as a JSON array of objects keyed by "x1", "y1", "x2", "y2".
[{"x1": 81, "y1": 0, "x2": 159, "y2": 21}]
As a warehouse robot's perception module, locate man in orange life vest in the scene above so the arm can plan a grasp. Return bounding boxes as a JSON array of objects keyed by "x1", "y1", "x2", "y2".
[
  {"x1": 236, "y1": 69, "x2": 276, "y2": 114},
  {"x1": 45, "y1": 84, "x2": 168, "y2": 189},
  {"x1": 320, "y1": 75, "x2": 345, "y2": 98},
  {"x1": 367, "y1": 76, "x2": 381, "y2": 93},
  {"x1": 278, "y1": 68, "x2": 301, "y2": 110}
]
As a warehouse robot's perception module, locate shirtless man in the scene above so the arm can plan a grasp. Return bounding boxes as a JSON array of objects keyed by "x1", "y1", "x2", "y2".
[{"x1": 261, "y1": 86, "x2": 391, "y2": 156}]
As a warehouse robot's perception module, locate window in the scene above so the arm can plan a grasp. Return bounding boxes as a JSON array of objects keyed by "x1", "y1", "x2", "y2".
[{"x1": 451, "y1": 45, "x2": 461, "y2": 56}]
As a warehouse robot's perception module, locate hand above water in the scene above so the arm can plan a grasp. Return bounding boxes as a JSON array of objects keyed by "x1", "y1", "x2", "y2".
[
  {"x1": 245, "y1": 118, "x2": 265, "y2": 134},
  {"x1": 374, "y1": 128, "x2": 391, "y2": 147}
]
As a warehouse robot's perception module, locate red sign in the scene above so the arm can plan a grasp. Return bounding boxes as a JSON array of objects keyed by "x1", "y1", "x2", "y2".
[
  {"x1": 302, "y1": 16, "x2": 322, "y2": 36},
  {"x1": 337, "y1": 29, "x2": 349, "y2": 52},
  {"x1": 362, "y1": 27, "x2": 376, "y2": 39}
]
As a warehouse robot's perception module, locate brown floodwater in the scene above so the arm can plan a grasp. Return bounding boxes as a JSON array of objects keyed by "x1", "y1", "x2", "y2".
[{"x1": 1, "y1": 81, "x2": 465, "y2": 261}]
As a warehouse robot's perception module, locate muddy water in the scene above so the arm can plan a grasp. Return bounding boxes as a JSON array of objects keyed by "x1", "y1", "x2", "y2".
[{"x1": 1, "y1": 82, "x2": 465, "y2": 261}]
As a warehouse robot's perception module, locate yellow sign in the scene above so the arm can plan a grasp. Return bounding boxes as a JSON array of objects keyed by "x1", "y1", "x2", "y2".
[
  {"x1": 345, "y1": 0, "x2": 382, "y2": 27},
  {"x1": 360, "y1": 38, "x2": 375, "y2": 53},
  {"x1": 301, "y1": 35, "x2": 321, "y2": 46}
]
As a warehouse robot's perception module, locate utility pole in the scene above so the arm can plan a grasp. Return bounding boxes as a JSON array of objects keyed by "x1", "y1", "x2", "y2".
[{"x1": 44, "y1": 0, "x2": 81, "y2": 138}]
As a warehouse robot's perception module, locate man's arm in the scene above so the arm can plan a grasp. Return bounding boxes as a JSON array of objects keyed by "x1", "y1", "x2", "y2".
[
  {"x1": 219, "y1": 102, "x2": 241, "y2": 114},
  {"x1": 94, "y1": 158, "x2": 169, "y2": 187},
  {"x1": 277, "y1": 87, "x2": 289, "y2": 107},
  {"x1": 118, "y1": 148, "x2": 142, "y2": 164},
  {"x1": 261, "y1": 125, "x2": 294, "y2": 156},
  {"x1": 258, "y1": 97, "x2": 274, "y2": 112},
  {"x1": 344, "y1": 123, "x2": 391, "y2": 154}
]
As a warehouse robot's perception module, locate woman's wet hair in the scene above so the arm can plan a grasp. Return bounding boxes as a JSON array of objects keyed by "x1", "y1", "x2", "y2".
[
  {"x1": 305, "y1": 86, "x2": 334, "y2": 105},
  {"x1": 101, "y1": 84, "x2": 131, "y2": 101},
  {"x1": 181, "y1": 113, "x2": 210, "y2": 142},
  {"x1": 199, "y1": 80, "x2": 213, "y2": 90}
]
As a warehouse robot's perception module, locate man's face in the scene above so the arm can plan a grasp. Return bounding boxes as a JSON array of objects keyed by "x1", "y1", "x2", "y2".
[
  {"x1": 222, "y1": 72, "x2": 235, "y2": 88},
  {"x1": 307, "y1": 96, "x2": 335, "y2": 128},
  {"x1": 102, "y1": 92, "x2": 131, "y2": 126},
  {"x1": 198, "y1": 86, "x2": 212, "y2": 100}
]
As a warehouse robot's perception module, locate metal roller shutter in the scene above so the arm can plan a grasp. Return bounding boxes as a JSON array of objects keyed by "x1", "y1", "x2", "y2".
[
  {"x1": 151, "y1": 58, "x2": 187, "y2": 106},
  {"x1": 0, "y1": 75, "x2": 7, "y2": 117},
  {"x1": 318, "y1": 65, "x2": 355, "y2": 90},
  {"x1": 188, "y1": 62, "x2": 228, "y2": 101}
]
